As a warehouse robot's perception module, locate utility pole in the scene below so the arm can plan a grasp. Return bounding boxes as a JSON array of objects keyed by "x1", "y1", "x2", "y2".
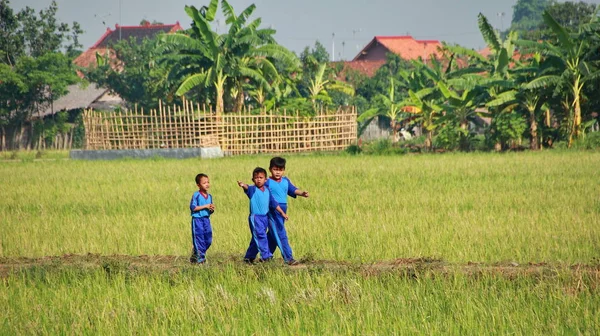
[
  {"x1": 332, "y1": 32, "x2": 335, "y2": 62},
  {"x1": 119, "y1": 0, "x2": 122, "y2": 40},
  {"x1": 497, "y1": 12, "x2": 505, "y2": 32},
  {"x1": 353, "y1": 28, "x2": 361, "y2": 53}
]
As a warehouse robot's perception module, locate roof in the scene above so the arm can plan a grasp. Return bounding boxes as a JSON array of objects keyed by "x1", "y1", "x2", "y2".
[
  {"x1": 38, "y1": 84, "x2": 110, "y2": 118},
  {"x1": 334, "y1": 60, "x2": 386, "y2": 78},
  {"x1": 353, "y1": 36, "x2": 444, "y2": 62},
  {"x1": 92, "y1": 22, "x2": 182, "y2": 48},
  {"x1": 73, "y1": 22, "x2": 182, "y2": 69},
  {"x1": 73, "y1": 48, "x2": 114, "y2": 69}
]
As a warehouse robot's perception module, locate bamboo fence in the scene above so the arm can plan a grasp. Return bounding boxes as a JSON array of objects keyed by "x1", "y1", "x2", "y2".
[{"x1": 82, "y1": 101, "x2": 357, "y2": 155}]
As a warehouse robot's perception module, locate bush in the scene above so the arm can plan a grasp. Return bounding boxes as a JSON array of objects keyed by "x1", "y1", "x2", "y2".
[
  {"x1": 345, "y1": 144, "x2": 362, "y2": 155},
  {"x1": 570, "y1": 131, "x2": 600, "y2": 150},
  {"x1": 360, "y1": 138, "x2": 408, "y2": 155}
]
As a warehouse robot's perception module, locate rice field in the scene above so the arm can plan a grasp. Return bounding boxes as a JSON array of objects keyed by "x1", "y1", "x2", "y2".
[{"x1": 1, "y1": 151, "x2": 599, "y2": 334}]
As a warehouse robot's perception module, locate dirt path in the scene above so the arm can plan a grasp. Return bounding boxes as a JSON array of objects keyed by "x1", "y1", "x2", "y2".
[{"x1": 1, "y1": 253, "x2": 599, "y2": 279}]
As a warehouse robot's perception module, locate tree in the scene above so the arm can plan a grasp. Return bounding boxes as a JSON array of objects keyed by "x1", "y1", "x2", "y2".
[
  {"x1": 0, "y1": 0, "x2": 82, "y2": 149},
  {"x1": 518, "y1": 10, "x2": 600, "y2": 147},
  {"x1": 357, "y1": 78, "x2": 404, "y2": 140},
  {"x1": 162, "y1": 0, "x2": 298, "y2": 115},
  {"x1": 86, "y1": 37, "x2": 173, "y2": 110},
  {"x1": 510, "y1": 0, "x2": 553, "y2": 32},
  {"x1": 520, "y1": 1, "x2": 598, "y2": 40},
  {"x1": 306, "y1": 63, "x2": 354, "y2": 110},
  {"x1": 545, "y1": 1, "x2": 597, "y2": 29}
]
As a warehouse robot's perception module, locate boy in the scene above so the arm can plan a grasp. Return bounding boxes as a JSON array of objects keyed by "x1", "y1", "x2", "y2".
[
  {"x1": 265, "y1": 157, "x2": 309, "y2": 265},
  {"x1": 189, "y1": 173, "x2": 214, "y2": 264},
  {"x1": 238, "y1": 167, "x2": 288, "y2": 264}
]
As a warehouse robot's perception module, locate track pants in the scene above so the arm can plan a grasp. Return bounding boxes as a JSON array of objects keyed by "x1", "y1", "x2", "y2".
[
  {"x1": 267, "y1": 203, "x2": 294, "y2": 262},
  {"x1": 191, "y1": 217, "x2": 212, "y2": 262},
  {"x1": 244, "y1": 214, "x2": 273, "y2": 260}
]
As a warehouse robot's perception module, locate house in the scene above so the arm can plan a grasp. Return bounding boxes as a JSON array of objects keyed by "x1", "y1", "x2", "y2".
[
  {"x1": 336, "y1": 36, "x2": 445, "y2": 79},
  {"x1": 73, "y1": 22, "x2": 183, "y2": 69},
  {"x1": 40, "y1": 22, "x2": 183, "y2": 118}
]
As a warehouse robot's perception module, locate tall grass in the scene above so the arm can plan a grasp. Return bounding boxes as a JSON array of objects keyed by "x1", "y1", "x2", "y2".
[
  {"x1": 1, "y1": 151, "x2": 598, "y2": 263},
  {"x1": 2, "y1": 151, "x2": 599, "y2": 334},
  {"x1": 2, "y1": 264, "x2": 598, "y2": 335}
]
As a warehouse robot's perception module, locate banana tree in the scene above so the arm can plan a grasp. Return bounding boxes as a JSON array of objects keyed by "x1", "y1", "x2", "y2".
[
  {"x1": 486, "y1": 53, "x2": 551, "y2": 149},
  {"x1": 357, "y1": 78, "x2": 402, "y2": 140},
  {"x1": 161, "y1": 0, "x2": 298, "y2": 115},
  {"x1": 308, "y1": 63, "x2": 355, "y2": 111},
  {"x1": 400, "y1": 88, "x2": 442, "y2": 150},
  {"x1": 436, "y1": 81, "x2": 488, "y2": 150},
  {"x1": 517, "y1": 10, "x2": 600, "y2": 147}
]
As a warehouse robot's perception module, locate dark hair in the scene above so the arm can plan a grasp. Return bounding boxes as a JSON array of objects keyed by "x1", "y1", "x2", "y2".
[
  {"x1": 252, "y1": 167, "x2": 267, "y2": 178},
  {"x1": 269, "y1": 157, "x2": 286, "y2": 169},
  {"x1": 195, "y1": 173, "x2": 208, "y2": 184}
]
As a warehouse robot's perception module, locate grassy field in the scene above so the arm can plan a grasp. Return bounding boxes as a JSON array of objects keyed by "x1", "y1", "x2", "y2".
[{"x1": 1, "y1": 151, "x2": 599, "y2": 334}]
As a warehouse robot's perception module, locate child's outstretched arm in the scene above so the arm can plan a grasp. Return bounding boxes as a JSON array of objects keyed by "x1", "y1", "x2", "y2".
[
  {"x1": 294, "y1": 189, "x2": 309, "y2": 198},
  {"x1": 275, "y1": 205, "x2": 289, "y2": 220},
  {"x1": 237, "y1": 180, "x2": 249, "y2": 191}
]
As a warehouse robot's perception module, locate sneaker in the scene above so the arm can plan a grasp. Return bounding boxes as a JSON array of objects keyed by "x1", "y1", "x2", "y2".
[
  {"x1": 258, "y1": 257, "x2": 273, "y2": 263},
  {"x1": 244, "y1": 258, "x2": 255, "y2": 264},
  {"x1": 286, "y1": 259, "x2": 299, "y2": 266}
]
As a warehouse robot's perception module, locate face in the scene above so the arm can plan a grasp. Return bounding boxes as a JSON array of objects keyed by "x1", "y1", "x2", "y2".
[
  {"x1": 269, "y1": 166, "x2": 285, "y2": 180},
  {"x1": 252, "y1": 172, "x2": 266, "y2": 188},
  {"x1": 197, "y1": 176, "x2": 210, "y2": 192}
]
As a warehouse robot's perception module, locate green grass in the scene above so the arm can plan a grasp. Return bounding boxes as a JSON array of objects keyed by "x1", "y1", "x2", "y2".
[
  {"x1": 1, "y1": 151, "x2": 599, "y2": 334},
  {"x1": 2, "y1": 264, "x2": 599, "y2": 335},
  {"x1": 0, "y1": 150, "x2": 69, "y2": 161},
  {"x1": 1, "y1": 151, "x2": 599, "y2": 263}
]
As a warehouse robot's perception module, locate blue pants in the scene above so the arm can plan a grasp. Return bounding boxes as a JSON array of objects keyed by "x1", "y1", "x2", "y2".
[
  {"x1": 267, "y1": 203, "x2": 294, "y2": 261},
  {"x1": 244, "y1": 214, "x2": 273, "y2": 260},
  {"x1": 191, "y1": 217, "x2": 212, "y2": 262}
]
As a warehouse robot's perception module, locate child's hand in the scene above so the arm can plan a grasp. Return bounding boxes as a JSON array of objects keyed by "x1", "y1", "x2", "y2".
[
  {"x1": 208, "y1": 204, "x2": 215, "y2": 212},
  {"x1": 282, "y1": 213, "x2": 289, "y2": 221},
  {"x1": 300, "y1": 191, "x2": 309, "y2": 198},
  {"x1": 237, "y1": 180, "x2": 244, "y2": 187}
]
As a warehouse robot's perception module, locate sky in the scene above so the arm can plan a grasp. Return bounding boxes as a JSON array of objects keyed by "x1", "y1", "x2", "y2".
[{"x1": 11, "y1": 0, "x2": 600, "y2": 61}]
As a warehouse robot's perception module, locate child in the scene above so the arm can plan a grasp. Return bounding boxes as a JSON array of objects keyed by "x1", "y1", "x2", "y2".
[
  {"x1": 189, "y1": 173, "x2": 214, "y2": 264},
  {"x1": 238, "y1": 167, "x2": 288, "y2": 264},
  {"x1": 265, "y1": 157, "x2": 309, "y2": 265}
]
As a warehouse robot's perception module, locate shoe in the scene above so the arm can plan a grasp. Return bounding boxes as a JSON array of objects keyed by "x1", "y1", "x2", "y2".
[
  {"x1": 286, "y1": 259, "x2": 299, "y2": 266},
  {"x1": 244, "y1": 258, "x2": 255, "y2": 264},
  {"x1": 258, "y1": 257, "x2": 273, "y2": 263}
]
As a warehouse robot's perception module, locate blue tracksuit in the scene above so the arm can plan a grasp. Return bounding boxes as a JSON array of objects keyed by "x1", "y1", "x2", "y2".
[
  {"x1": 244, "y1": 185, "x2": 280, "y2": 260},
  {"x1": 266, "y1": 177, "x2": 298, "y2": 262},
  {"x1": 190, "y1": 191, "x2": 213, "y2": 262}
]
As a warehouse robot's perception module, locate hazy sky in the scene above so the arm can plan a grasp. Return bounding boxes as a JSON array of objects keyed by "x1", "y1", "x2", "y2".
[{"x1": 11, "y1": 0, "x2": 600, "y2": 60}]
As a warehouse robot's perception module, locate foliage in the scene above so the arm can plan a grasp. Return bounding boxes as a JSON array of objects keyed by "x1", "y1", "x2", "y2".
[
  {"x1": 161, "y1": 0, "x2": 299, "y2": 114},
  {"x1": 0, "y1": 53, "x2": 80, "y2": 126},
  {"x1": 510, "y1": 0, "x2": 553, "y2": 32},
  {"x1": 0, "y1": 0, "x2": 82, "y2": 149},
  {"x1": 0, "y1": 0, "x2": 82, "y2": 65},
  {"x1": 517, "y1": 10, "x2": 600, "y2": 147},
  {"x1": 86, "y1": 37, "x2": 174, "y2": 111},
  {"x1": 521, "y1": 1, "x2": 598, "y2": 40},
  {"x1": 485, "y1": 111, "x2": 528, "y2": 149}
]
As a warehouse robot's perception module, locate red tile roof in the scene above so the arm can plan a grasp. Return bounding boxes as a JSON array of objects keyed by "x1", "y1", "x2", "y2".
[
  {"x1": 73, "y1": 22, "x2": 182, "y2": 70},
  {"x1": 353, "y1": 36, "x2": 444, "y2": 62},
  {"x1": 92, "y1": 22, "x2": 182, "y2": 48},
  {"x1": 336, "y1": 60, "x2": 386, "y2": 78}
]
